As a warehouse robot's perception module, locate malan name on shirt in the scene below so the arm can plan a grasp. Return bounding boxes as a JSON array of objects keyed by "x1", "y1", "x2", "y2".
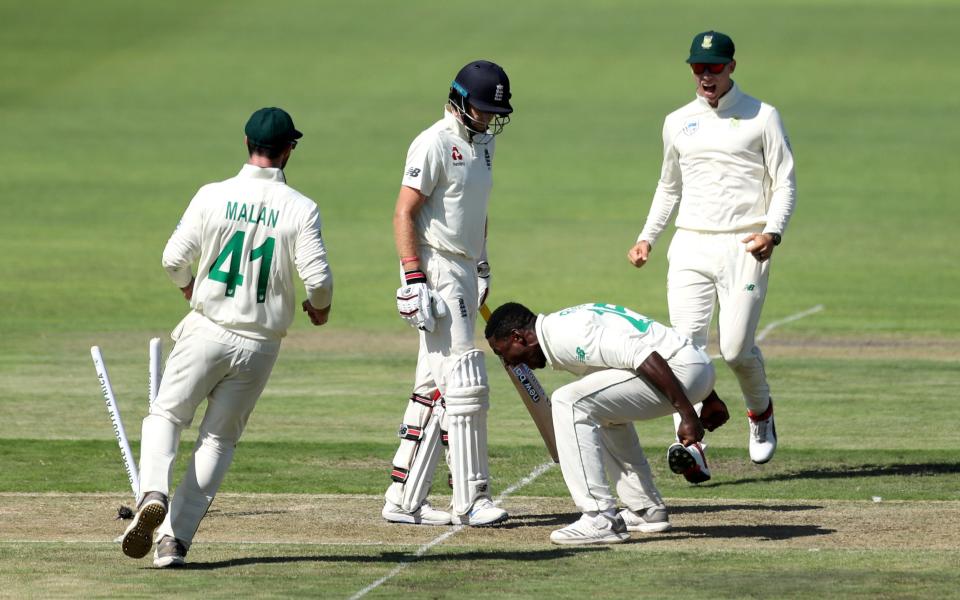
[{"x1": 225, "y1": 202, "x2": 279, "y2": 228}]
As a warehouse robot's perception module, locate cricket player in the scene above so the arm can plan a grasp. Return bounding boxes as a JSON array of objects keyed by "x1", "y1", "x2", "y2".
[
  {"x1": 383, "y1": 60, "x2": 513, "y2": 527},
  {"x1": 121, "y1": 107, "x2": 333, "y2": 567},
  {"x1": 485, "y1": 302, "x2": 729, "y2": 545},
  {"x1": 628, "y1": 30, "x2": 797, "y2": 476}
]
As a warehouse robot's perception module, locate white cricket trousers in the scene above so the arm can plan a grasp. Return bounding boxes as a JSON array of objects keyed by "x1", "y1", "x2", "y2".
[
  {"x1": 552, "y1": 345, "x2": 715, "y2": 514},
  {"x1": 667, "y1": 228, "x2": 771, "y2": 412},
  {"x1": 139, "y1": 312, "x2": 278, "y2": 547},
  {"x1": 414, "y1": 246, "x2": 481, "y2": 390},
  {"x1": 396, "y1": 246, "x2": 491, "y2": 513}
]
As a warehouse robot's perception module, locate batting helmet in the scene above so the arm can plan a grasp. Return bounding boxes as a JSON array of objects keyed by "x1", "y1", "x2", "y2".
[{"x1": 448, "y1": 60, "x2": 512, "y2": 138}]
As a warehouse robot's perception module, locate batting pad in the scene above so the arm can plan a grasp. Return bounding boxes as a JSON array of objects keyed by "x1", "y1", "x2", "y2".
[
  {"x1": 386, "y1": 392, "x2": 446, "y2": 511},
  {"x1": 443, "y1": 350, "x2": 491, "y2": 514}
]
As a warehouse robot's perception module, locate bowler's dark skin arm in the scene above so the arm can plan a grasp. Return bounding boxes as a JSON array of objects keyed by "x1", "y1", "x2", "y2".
[{"x1": 635, "y1": 351, "x2": 704, "y2": 446}]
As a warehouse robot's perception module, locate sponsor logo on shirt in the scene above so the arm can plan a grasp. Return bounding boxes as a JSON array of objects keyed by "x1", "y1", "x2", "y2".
[
  {"x1": 575, "y1": 347, "x2": 586, "y2": 362},
  {"x1": 484, "y1": 148, "x2": 491, "y2": 170},
  {"x1": 682, "y1": 119, "x2": 699, "y2": 136},
  {"x1": 406, "y1": 167, "x2": 421, "y2": 177},
  {"x1": 458, "y1": 297, "x2": 468, "y2": 318}
]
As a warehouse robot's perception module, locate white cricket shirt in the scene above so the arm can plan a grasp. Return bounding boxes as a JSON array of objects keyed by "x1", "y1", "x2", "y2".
[
  {"x1": 400, "y1": 108, "x2": 495, "y2": 261},
  {"x1": 535, "y1": 303, "x2": 690, "y2": 377},
  {"x1": 162, "y1": 164, "x2": 333, "y2": 342},
  {"x1": 639, "y1": 82, "x2": 797, "y2": 245}
]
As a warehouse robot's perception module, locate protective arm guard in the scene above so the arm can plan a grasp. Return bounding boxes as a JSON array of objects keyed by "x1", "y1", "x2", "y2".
[{"x1": 443, "y1": 349, "x2": 491, "y2": 515}]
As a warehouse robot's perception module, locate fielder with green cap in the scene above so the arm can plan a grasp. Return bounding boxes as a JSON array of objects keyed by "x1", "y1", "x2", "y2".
[
  {"x1": 121, "y1": 107, "x2": 334, "y2": 568},
  {"x1": 627, "y1": 30, "x2": 797, "y2": 479}
]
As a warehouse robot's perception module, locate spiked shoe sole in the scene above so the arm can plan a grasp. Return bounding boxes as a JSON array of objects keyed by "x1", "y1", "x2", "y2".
[
  {"x1": 668, "y1": 444, "x2": 711, "y2": 484},
  {"x1": 121, "y1": 501, "x2": 167, "y2": 559}
]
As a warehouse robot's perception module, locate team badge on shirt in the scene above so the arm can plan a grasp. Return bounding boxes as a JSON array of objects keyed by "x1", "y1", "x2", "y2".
[
  {"x1": 451, "y1": 146, "x2": 464, "y2": 166},
  {"x1": 682, "y1": 119, "x2": 700, "y2": 136}
]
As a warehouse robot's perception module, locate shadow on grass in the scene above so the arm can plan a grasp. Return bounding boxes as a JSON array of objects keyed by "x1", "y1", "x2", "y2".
[
  {"x1": 660, "y1": 523, "x2": 835, "y2": 542},
  {"x1": 180, "y1": 547, "x2": 604, "y2": 570},
  {"x1": 671, "y1": 503, "x2": 822, "y2": 514},
  {"x1": 706, "y1": 462, "x2": 960, "y2": 488}
]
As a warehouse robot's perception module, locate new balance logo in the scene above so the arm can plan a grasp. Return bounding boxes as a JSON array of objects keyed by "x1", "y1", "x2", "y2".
[{"x1": 406, "y1": 167, "x2": 421, "y2": 177}]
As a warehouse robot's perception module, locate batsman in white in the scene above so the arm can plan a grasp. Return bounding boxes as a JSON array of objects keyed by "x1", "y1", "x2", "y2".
[
  {"x1": 121, "y1": 107, "x2": 333, "y2": 567},
  {"x1": 627, "y1": 30, "x2": 797, "y2": 478},
  {"x1": 485, "y1": 302, "x2": 729, "y2": 545},
  {"x1": 384, "y1": 60, "x2": 513, "y2": 527}
]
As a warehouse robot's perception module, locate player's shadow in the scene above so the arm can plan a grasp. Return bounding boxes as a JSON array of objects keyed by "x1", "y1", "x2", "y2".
[
  {"x1": 492, "y1": 511, "x2": 578, "y2": 528},
  {"x1": 704, "y1": 462, "x2": 960, "y2": 488},
  {"x1": 177, "y1": 547, "x2": 604, "y2": 570},
  {"x1": 670, "y1": 503, "x2": 822, "y2": 514},
  {"x1": 658, "y1": 523, "x2": 835, "y2": 542}
]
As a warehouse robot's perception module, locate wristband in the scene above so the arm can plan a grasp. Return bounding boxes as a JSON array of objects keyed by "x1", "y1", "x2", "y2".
[
  {"x1": 400, "y1": 256, "x2": 419, "y2": 265},
  {"x1": 404, "y1": 269, "x2": 427, "y2": 284}
]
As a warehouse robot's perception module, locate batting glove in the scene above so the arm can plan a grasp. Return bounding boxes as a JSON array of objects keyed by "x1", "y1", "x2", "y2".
[
  {"x1": 477, "y1": 260, "x2": 490, "y2": 309},
  {"x1": 397, "y1": 270, "x2": 447, "y2": 332}
]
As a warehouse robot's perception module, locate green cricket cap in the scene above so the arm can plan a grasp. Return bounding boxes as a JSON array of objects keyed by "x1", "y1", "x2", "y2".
[
  {"x1": 244, "y1": 107, "x2": 303, "y2": 148},
  {"x1": 686, "y1": 31, "x2": 735, "y2": 64}
]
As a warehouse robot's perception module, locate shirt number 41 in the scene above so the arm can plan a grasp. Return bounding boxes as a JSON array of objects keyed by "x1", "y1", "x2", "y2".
[{"x1": 209, "y1": 230, "x2": 275, "y2": 303}]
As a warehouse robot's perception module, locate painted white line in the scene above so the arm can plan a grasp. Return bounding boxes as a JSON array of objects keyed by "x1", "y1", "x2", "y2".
[
  {"x1": 757, "y1": 304, "x2": 825, "y2": 342},
  {"x1": 348, "y1": 461, "x2": 557, "y2": 600},
  {"x1": 710, "y1": 304, "x2": 824, "y2": 359},
  {"x1": 0, "y1": 540, "x2": 387, "y2": 547}
]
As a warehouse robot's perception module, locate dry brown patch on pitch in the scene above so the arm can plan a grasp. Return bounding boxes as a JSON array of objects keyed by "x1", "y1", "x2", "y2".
[
  {"x1": 711, "y1": 332, "x2": 960, "y2": 361},
  {"x1": 2, "y1": 493, "x2": 957, "y2": 551}
]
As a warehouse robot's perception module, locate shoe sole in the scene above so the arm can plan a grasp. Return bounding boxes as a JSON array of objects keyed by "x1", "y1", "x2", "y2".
[
  {"x1": 382, "y1": 508, "x2": 451, "y2": 526},
  {"x1": 626, "y1": 522, "x2": 673, "y2": 533},
  {"x1": 667, "y1": 445, "x2": 711, "y2": 484},
  {"x1": 153, "y1": 555, "x2": 185, "y2": 568},
  {"x1": 750, "y1": 449, "x2": 775, "y2": 465},
  {"x1": 451, "y1": 512, "x2": 509, "y2": 527},
  {"x1": 122, "y1": 501, "x2": 167, "y2": 559},
  {"x1": 550, "y1": 533, "x2": 628, "y2": 546}
]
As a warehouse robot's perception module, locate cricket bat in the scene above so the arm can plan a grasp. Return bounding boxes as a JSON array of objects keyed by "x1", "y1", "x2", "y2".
[{"x1": 480, "y1": 303, "x2": 559, "y2": 463}]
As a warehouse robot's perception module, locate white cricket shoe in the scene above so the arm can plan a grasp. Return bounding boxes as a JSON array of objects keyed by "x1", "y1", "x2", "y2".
[
  {"x1": 153, "y1": 535, "x2": 187, "y2": 568},
  {"x1": 382, "y1": 500, "x2": 451, "y2": 525},
  {"x1": 550, "y1": 513, "x2": 629, "y2": 546},
  {"x1": 450, "y1": 497, "x2": 508, "y2": 526},
  {"x1": 619, "y1": 505, "x2": 672, "y2": 533},
  {"x1": 748, "y1": 400, "x2": 777, "y2": 464},
  {"x1": 667, "y1": 442, "x2": 711, "y2": 484}
]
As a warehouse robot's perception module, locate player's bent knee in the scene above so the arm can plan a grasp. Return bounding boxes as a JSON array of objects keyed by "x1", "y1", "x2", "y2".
[
  {"x1": 550, "y1": 385, "x2": 581, "y2": 410},
  {"x1": 720, "y1": 342, "x2": 756, "y2": 368}
]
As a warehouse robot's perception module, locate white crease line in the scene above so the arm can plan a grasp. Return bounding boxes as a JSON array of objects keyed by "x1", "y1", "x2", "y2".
[
  {"x1": 349, "y1": 461, "x2": 557, "y2": 600},
  {"x1": 710, "y1": 304, "x2": 824, "y2": 359},
  {"x1": 0, "y1": 540, "x2": 387, "y2": 546}
]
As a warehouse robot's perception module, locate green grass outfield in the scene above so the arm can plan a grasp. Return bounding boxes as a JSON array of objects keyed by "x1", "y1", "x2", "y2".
[{"x1": 1, "y1": 0, "x2": 959, "y2": 598}]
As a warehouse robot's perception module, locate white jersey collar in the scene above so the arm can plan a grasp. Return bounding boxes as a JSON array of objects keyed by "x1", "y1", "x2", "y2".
[
  {"x1": 238, "y1": 163, "x2": 286, "y2": 183},
  {"x1": 443, "y1": 107, "x2": 473, "y2": 142},
  {"x1": 696, "y1": 81, "x2": 741, "y2": 112},
  {"x1": 534, "y1": 314, "x2": 556, "y2": 369}
]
